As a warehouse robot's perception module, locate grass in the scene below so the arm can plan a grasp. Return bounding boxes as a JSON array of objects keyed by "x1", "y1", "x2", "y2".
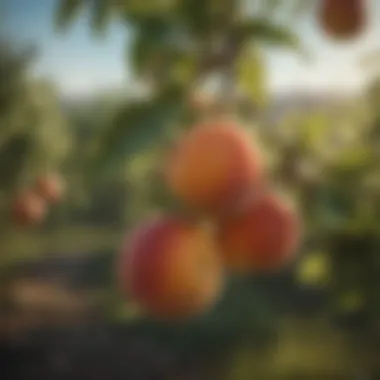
[{"x1": 0, "y1": 226, "x2": 125, "y2": 267}]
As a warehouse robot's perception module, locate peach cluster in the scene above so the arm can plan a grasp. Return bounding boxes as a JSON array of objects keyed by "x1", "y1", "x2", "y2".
[
  {"x1": 11, "y1": 172, "x2": 65, "y2": 226},
  {"x1": 118, "y1": 118, "x2": 301, "y2": 321}
]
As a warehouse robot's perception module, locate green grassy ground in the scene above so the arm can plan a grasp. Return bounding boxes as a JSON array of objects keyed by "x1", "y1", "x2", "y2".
[{"x1": 0, "y1": 227, "x2": 124, "y2": 267}]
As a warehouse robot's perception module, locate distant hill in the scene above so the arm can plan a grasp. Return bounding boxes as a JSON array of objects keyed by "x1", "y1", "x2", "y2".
[
  {"x1": 60, "y1": 87, "x2": 361, "y2": 129},
  {"x1": 60, "y1": 87, "x2": 130, "y2": 113},
  {"x1": 265, "y1": 89, "x2": 359, "y2": 123}
]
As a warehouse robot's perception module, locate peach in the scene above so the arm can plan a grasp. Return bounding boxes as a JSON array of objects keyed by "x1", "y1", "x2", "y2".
[
  {"x1": 217, "y1": 192, "x2": 300, "y2": 274},
  {"x1": 166, "y1": 120, "x2": 264, "y2": 214},
  {"x1": 118, "y1": 216, "x2": 224, "y2": 320},
  {"x1": 319, "y1": 0, "x2": 366, "y2": 40},
  {"x1": 34, "y1": 172, "x2": 65, "y2": 204},
  {"x1": 12, "y1": 191, "x2": 47, "y2": 226}
]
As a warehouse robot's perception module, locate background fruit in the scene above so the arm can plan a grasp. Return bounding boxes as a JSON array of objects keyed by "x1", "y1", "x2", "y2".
[
  {"x1": 12, "y1": 191, "x2": 47, "y2": 227},
  {"x1": 118, "y1": 216, "x2": 223, "y2": 320},
  {"x1": 34, "y1": 173, "x2": 65, "y2": 204},
  {"x1": 319, "y1": 0, "x2": 366, "y2": 40},
  {"x1": 217, "y1": 192, "x2": 300, "y2": 274},
  {"x1": 166, "y1": 120, "x2": 264, "y2": 214}
]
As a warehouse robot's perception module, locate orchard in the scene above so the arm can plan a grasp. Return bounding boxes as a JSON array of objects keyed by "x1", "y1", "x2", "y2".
[{"x1": 1, "y1": 0, "x2": 380, "y2": 378}]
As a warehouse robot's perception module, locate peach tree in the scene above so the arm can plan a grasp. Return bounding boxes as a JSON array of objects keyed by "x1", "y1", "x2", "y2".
[{"x1": 54, "y1": 0, "x2": 380, "y2": 362}]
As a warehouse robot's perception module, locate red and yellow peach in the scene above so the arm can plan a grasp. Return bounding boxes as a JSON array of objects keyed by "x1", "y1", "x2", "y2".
[
  {"x1": 12, "y1": 191, "x2": 47, "y2": 226},
  {"x1": 118, "y1": 216, "x2": 223, "y2": 320},
  {"x1": 217, "y1": 192, "x2": 300, "y2": 274},
  {"x1": 166, "y1": 119, "x2": 264, "y2": 214}
]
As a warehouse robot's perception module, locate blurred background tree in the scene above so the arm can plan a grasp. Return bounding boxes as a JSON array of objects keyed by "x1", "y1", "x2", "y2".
[{"x1": 0, "y1": 39, "x2": 72, "y2": 237}]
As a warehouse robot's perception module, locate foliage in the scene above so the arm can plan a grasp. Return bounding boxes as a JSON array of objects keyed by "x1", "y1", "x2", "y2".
[
  {"x1": 0, "y1": 41, "x2": 71, "y2": 196},
  {"x1": 88, "y1": 84, "x2": 186, "y2": 178},
  {"x1": 54, "y1": 0, "x2": 313, "y2": 176}
]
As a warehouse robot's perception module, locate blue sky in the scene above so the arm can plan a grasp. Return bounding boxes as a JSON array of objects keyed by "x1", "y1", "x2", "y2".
[{"x1": 3, "y1": 0, "x2": 380, "y2": 97}]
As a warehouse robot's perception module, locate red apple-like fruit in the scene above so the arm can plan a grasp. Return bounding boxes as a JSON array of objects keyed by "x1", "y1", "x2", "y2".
[
  {"x1": 12, "y1": 191, "x2": 47, "y2": 226},
  {"x1": 319, "y1": 0, "x2": 366, "y2": 41},
  {"x1": 166, "y1": 119, "x2": 264, "y2": 214},
  {"x1": 118, "y1": 216, "x2": 224, "y2": 320},
  {"x1": 35, "y1": 173, "x2": 65, "y2": 204},
  {"x1": 217, "y1": 192, "x2": 300, "y2": 274}
]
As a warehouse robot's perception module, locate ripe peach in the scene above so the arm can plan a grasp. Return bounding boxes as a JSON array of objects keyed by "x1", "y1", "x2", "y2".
[
  {"x1": 118, "y1": 216, "x2": 224, "y2": 320},
  {"x1": 217, "y1": 193, "x2": 300, "y2": 274},
  {"x1": 166, "y1": 120, "x2": 264, "y2": 214},
  {"x1": 12, "y1": 191, "x2": 47, "y2": 226},
  {"x1": 319, "y1": 0, "x2": 366, "y2": 40},
  {"x1": 34, "y1": 172, "x2": 65, "y2": 204}
]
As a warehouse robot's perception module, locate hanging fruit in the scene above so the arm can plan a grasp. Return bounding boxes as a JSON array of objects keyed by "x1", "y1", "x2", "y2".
[{"x1": 318, "y1": 0, "x2": 367, "y2": 41}]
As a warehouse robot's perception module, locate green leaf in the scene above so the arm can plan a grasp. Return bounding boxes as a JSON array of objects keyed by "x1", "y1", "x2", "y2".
[
  {"x1": 337, "y1": 291, "x2": 365, "y2": 313},
  {"x1": 91, "y1": 0, "x2": 114, "y2": 35},
  {"x1": 0, "y1": 134, "x2": 31, "y2": 190},
  {"x1": 298, "y1": 112, "x2": 329, "y2": 151},
  {"x1": 177, "y1": 0, "x2": 211, "y2": 35},
  {"x1": 237, "y1": 19, "x2": 308, "y2": 57},
  {"x1": 89, "y1": 87, "x2": 185, "y2": 177},
  {"x1": 236, "y1": 46, "x2": 268, "y2": 107},
  {"x1": 168, "y1": 52, "x2": 197, "y2": 86},
  {"x1": 55, "y1": 0, "x2": 84, "y2": 30},
  {"x1": 335, "y1": 145, "x2": 373, "y2": 168},
  {"x1": 130, "y1": 32, "x2": 161, "y2": 75},
  {"x1": 130, "y1": 17, "x2": 172, "y2": 74}
]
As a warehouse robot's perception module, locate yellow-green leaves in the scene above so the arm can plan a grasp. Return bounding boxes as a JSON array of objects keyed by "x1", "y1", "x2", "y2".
[
  {"x1": 89, "y1": 86, "x2": 185, "y2": 178},
  {"x1": 338, "y1": 291, "x2": 365, "y2": 313},
  {"x1": 123, "y1": 0, "x2": 176, "y2": 15},
  {"x1": 0, "y1": 134, "x2": 31, "y2": 190},
  {"x1": 236, "y1": 46, "x2": 267, "y2": 108},
  {"x1": 170, "y1": 53, "x2": 197, "y2": 85},
  {"x1": 299, "y1": 112, "x2": 330, "y2": 153},
  {"x1": 237, "y1": 19, "x2": 304, "y2": 53},
  {"x1": 296, "y1": 251, "x2": 331, "y2": 287}
]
